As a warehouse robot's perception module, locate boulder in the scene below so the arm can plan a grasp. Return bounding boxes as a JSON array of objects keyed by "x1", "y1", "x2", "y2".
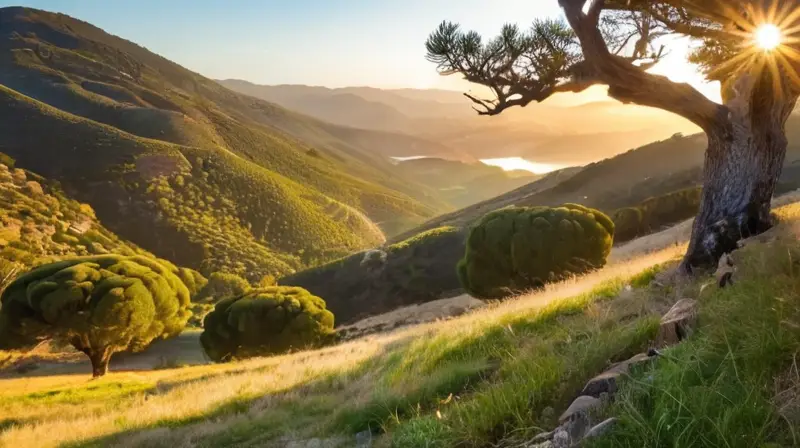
[
  {"x1": 657, "y1": 299, "x2": 698, "y2": 346},
  {"x1": 559, "y1": 396, "x2": 601, "y2": 423},
  {"x1": 584, "y1": 417, "x2": 618, "y2": 439}
]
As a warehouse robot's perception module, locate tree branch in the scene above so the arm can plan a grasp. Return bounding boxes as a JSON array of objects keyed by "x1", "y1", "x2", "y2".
[{"x1": 559, "y1": 0, "x2": 724, "y2": 130}]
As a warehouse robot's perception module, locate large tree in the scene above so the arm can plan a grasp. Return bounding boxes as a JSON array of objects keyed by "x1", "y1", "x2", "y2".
[
  {"x1": 426, "y1": 0, "x2": 800, "y2": 272},
  {"x1": 0, "y1": 255, "x2": 192, "y2": 377}
]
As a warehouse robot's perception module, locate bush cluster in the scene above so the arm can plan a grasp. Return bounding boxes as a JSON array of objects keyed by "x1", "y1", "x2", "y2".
[
  {"x1": 200, "y1": 286, "x2": 335, "y2": 362},
  {"x1": 457, "y1": 204, "x2": 614, "y2": 299}
]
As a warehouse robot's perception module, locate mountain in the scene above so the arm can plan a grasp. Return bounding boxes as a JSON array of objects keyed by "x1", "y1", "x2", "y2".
[
  {"x1": 219, "y1": 81, "x2": 701, "y2": 165},
  {"x1": 0, "y1": 7, "x2": 453, "y2": 281},
  {"x1": 283, "y1": 120, "x2": 800, "y2": 319},
  {"x1": 392, "y1": 157, "x2": 540, "y2": 208}
]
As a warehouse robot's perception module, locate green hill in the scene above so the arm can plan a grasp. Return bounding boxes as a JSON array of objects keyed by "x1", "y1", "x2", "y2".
[
  {"x1": 0, "y1": 6, "x2": 451, "y2": 279},
  {"x1": 0, "y1": 154, "x2": 153, "y2": 276}
]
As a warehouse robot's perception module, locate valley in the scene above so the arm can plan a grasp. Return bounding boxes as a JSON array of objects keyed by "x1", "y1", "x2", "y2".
[{"x1": 3, "y1": 3, "x2": 800, "y2": 448}]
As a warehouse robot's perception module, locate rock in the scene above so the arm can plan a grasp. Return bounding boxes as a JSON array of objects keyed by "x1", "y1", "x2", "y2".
[
  {"x1": 559, "y1": 396, "x2": 601, "y2": 423},
  {"x1": 556, "y1": 409, "x2": 591, "y2": 447},
  {"x1": 552, "y1": 429, "x2": 571, "y2": 448},
  {"x1": 355, "y1": 430, "x2": 372, "y2": 447},
  {"x1": 584, "y1": 417, "x2": 618, "y2": 439},
  {"x1": 581, "y1": 370, "x2": 620, "y2": 397},
  {"x1": 607, "y1": 352, "x2": 656, "y2": 375},
  {"x1": 528, "y1": 441, "x2": 554, "y2": 448},
  {"x1": 716, "y1": 253, "x2": 735, "y2": 287},
  {"x1": 305, "y1": 439, "x2": 323, "y2": 448},
  {"x1": 529, "y1": 429, "x2": 556, "y2": 443},
  {"x1": 657, "y1": 299, "x2": 698, "y2": 346}
]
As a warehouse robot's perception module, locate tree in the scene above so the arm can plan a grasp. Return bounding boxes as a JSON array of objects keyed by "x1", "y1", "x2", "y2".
[
  {"x1": 200, "y1": 286, "x2": 335, "y2": 362},
  {"x1": 458, "y1": 204, "x2": 614, "y2": 298},
  {"x1": 426, "y1": 0, "x2": 799, "y2": 272},
  {"x1": 193, "y1": 271, "x2": 250, "y2": 303},
  {"x1": 0, "y1": 255, "x2": 192, "y2": 377}
]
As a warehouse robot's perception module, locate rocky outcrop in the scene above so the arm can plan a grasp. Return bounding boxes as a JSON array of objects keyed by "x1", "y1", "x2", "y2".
[{"x1": 524, "y1": 298, "x2": 699, "y2": 447}]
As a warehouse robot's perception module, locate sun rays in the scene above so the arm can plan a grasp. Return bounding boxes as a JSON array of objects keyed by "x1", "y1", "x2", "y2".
[{"x1": 755, "y1": 23, "x2": 783, "y2": 50}]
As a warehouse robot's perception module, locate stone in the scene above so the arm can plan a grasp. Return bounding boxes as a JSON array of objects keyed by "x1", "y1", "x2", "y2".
[
  {"x1": 606, "y1": 352, "x2": 657, "y2": 376},
  {"x1": 355, "y1": 430, "x2": 372, "y2": 448},
  {"x1": 559, "y1": 396, "x2": 601, "y2": 423},
  {"x1": 715, "y1": 253, "x2": 735, "y2": 287},
  {"x1": 529, "y1": 429, "x2": 556, "y2": 443},
  {"x1": 657, "y1": 299, "x2": 698, "y2": 347},
  {"x1": 552, "y1": 429, "x2": 571, "y2": 448},
  {"x1": 528, "y1": 441, "x2": 554, "y2": 448},
  {"x1": 584, "y1": 417, "x2": 618, "y2": 439},
  {"x1": 581, "y1": 370, "x2": 621, "y2": 397}
]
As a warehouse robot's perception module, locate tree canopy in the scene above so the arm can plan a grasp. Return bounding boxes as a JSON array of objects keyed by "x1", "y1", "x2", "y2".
[
  {"x1": 427, "y1": 1, "x2": 800, "y2": 271},
  {"x1": 0, "y1": 255, "x2": 192, "y2": 376},
  {"x1": 426, "y1": 0, "x2": 796, "y2": 128}
]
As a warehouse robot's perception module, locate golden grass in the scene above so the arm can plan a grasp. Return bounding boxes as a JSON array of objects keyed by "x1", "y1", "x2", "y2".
[{"x1": 4, "y1": 196, "x2": 800, "y2": 447}]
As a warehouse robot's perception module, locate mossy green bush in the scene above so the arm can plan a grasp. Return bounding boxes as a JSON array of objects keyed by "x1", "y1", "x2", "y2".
[
  {"x1": 194, "y1": 271, "x2": 250, "y2": 303},
  {"x1": 612, "y1": 187, "x2": 701, "y2": 243},
  {"x1": 0, "y1": 255, "x2": 191, "y2": 376},
  {"x1": 200, "y1": 286, "x2": 335, "y2": 362},
  {"x1": 458, "y1": 204, "x2": 614, "y2": 299}
]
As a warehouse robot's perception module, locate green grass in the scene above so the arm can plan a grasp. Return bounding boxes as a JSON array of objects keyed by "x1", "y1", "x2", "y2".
[{"x1": 589, "y1": 234, "x2": 800, "y2": 448}]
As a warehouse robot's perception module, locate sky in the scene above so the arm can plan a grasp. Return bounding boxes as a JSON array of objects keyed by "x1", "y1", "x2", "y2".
[{"x1": 4, "y1": 0, "x2": 720, "y2": 99}]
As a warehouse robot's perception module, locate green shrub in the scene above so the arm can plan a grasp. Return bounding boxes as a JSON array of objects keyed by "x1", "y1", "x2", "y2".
[
  {"x1": 612, "y1": 187, "x2": 701, "y2": 243},
  {"x1": 194, "y1": 271, "x2": 250, "y2": 303},
  {"x1": 458, "y1": 204, "x2": 614, "y2": 299},
  {"x1": 176, "y1": 267, "x2": 208, "y2": 299},
  {"x1": 0, "y1": 255, "x2": 191, "y2": 377},
  {"x1": 200, "y1": 286, "x2": 335, "y2": 362}
]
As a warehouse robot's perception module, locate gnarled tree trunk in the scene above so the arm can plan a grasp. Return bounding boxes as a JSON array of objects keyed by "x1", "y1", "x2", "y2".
[
  {"x1": 680, "y1": 73, "x2": 798, "y2": 273},
  {"x1": 88, "y1": 348, "x2": 112, "y2": 378}
]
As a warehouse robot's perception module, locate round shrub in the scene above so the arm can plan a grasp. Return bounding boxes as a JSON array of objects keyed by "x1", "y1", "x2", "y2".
[
  {"x1": 0, "y1": 255, "x2": 191, "y2": 377},
  {"x1": 200, "y1": 286, "x2": 335, "y2": 362},
  {"x1": 458, "y1": 204, "x2": 614, "y2": 299}
]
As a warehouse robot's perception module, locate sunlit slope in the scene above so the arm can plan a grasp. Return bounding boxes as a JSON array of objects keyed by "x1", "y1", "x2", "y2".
[
  {"x1": 0, "y1": 6, "x2": 447, "y2": 240},
  {"x1": 0, "y1": 84, "x2": 385, "y2": 279}
]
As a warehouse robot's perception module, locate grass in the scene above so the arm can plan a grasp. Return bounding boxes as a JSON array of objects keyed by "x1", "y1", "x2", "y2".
[
  {"x1": 0, "y1": 237, "x2": 683, "y2": 447},
  {"x1": 589, "y1": 218, "x2": 800, "y2": 447},
  {"x1": 3, "y1": 208, "x2": 800, "y2": 447}
]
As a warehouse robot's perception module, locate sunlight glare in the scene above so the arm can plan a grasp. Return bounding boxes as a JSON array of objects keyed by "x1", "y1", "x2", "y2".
[
  {"x1": 480, "y1": 157, "x2": 566, "y2": 174},
  {"x1": 755, "y1": 24, "x2": 783, "y2": 51}
]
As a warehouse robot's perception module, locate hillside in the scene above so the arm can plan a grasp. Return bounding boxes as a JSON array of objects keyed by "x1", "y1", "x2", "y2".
[
  {"x1": 284, "y1": 121, "x2": 800, "y2": 319},
  {"x1": 9, "y1": 201, "x2": 800, "y2": 447},
  {"x1": 0, "y1": 7, "x2": 452, "y2": 279},
  {"x1": 219, "y1": 80, "x2": 701, "y2": 165},
  {"x1": 392, "y1": 157, "x2": 540, "y2": 208}
]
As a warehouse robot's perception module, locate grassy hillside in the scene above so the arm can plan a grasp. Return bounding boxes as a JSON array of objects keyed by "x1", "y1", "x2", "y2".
[
  {"x1": 282, "y1": 226, "x2": 467, "y2": 325},
  {"x1": 393, "y1": 157, "x2": 540, "y2": 208},
  {"x1": 4, "y1": 202, "x2": 800, "y2": 447},
  {"x1": 393, "y1": 119, "x2": 800, "y2": 241},
  {"x1": 0, "y1": 6, "x2": 451, "y2": 278}
]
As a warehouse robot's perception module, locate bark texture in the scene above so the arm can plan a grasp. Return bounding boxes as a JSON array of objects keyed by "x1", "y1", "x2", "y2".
[{"x1": 681, "y1": 71, "x2": 798, "y2": 272}]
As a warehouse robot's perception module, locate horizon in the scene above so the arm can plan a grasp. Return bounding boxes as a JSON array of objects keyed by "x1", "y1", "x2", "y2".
[{"x1": 4, "y1": 1, "x2": 720, "y2": 102}]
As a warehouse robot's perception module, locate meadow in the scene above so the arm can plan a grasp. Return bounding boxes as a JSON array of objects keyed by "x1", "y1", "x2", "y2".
[{"x1": 2, "y1": 200, "x2": 800, "y2": 448}]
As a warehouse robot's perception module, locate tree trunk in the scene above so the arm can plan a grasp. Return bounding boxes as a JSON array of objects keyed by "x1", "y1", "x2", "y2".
[
  {"x1": 680, "y1": 72, "x2": 797, "y2": 273},
  {"x1": 88, "y1": 348, "x2": 112, "y2": 378}
]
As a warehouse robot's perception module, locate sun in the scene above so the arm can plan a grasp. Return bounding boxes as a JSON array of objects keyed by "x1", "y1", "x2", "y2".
[{"x1": 755, "y1": 24, "x2": 783, "y2": 51}]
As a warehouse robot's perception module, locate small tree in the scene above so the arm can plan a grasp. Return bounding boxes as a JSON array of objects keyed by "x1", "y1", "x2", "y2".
[
  {"x1": 0, "y1": 255, "x2": 191, "y2": 377},
  {"x1": 194, "y1": 271, "x2": 250, "y2": 303},
  {"x1": 458, "y1": 204, "x2": 614, "y2": 298},
  {"x1": 427, "y1": 1, "x2": 800, "y2": 272},
  {"x1": 200, "y1": 286, "x2": 335, "y2": 362}
]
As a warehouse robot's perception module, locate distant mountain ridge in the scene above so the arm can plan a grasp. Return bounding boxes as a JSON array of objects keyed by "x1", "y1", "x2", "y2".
[
  {"x1": 0, "y1": 6, "x2": 453, "y2": 280},
  {"x1": 219, "y1": 80, "x2": 701, "y2": 165}
]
